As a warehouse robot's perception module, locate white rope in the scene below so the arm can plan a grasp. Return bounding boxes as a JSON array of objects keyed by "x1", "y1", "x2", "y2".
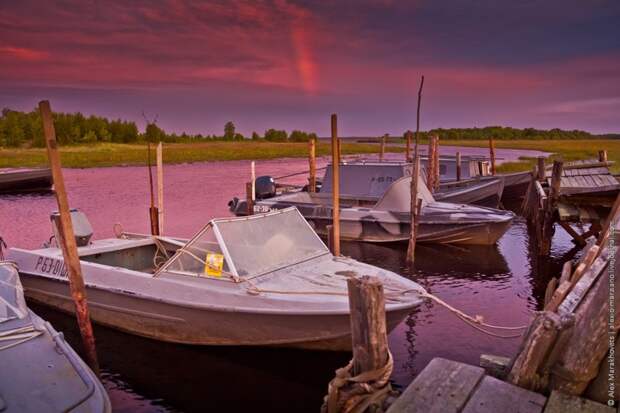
[{"x1": 0, "y1": 325, "x2": 43, "y2": 351}]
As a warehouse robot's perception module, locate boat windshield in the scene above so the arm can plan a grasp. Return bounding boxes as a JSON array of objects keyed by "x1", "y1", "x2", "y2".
[
  {"x1": 159, "y1": 208, "x2": 329, "y2": 280},
  {"x1": 0, "y1": 263, "x2": 28, "y2": 323}
]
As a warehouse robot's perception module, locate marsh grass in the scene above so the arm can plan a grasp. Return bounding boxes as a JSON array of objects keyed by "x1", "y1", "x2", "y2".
[{"x1": 0, "y1": 141, "x2": 405, "y2": 168}]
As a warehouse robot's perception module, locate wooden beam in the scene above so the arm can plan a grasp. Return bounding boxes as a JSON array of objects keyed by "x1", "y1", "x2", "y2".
[
  {"x1": 308, "y1": 137, "x2": 317, "y2": 193},
  {"x1": 407, "y1": 155, "x2": 421, "y2": 264},
  {"x1": 331, "y1": 114, "x2": 340, "y2": 256},
  {"x1": 489, "y1": 137, "x2": 496, "y2": 175},
  {"x1": 405, "y1": 130, "x2": 412, "y2": 162},
  {"x1": 380, "y1": 134, "x2": 386, "y2": 161},
  {"x1": 456, "y1": 151, "x2": 462, "y2": 181},
  {"x1": 39, "y1": 100, "x2": 100, "y2": 376},
  {"x1": 156, "y1": 142, "x2": 164, "y2": 235},
  {"x1": 537, "y1": 157, "x2": 546, "y2": 181},
  {"x1": 598, "y1": 150, "x2": 608, "y2": 163}
]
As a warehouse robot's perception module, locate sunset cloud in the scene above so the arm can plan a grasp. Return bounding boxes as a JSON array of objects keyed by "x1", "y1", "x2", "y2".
[{"x1": 0, "y1": 0, "x2": 618, "y2": 134}]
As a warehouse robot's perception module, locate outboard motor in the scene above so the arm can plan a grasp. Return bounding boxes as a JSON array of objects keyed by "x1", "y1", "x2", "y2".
[
  {"x1": 254, "y1": 176, "x2": 276, "y2": 200},
  {"x1": 50, "y1": 209, "x2": 93, "y2": 247}
]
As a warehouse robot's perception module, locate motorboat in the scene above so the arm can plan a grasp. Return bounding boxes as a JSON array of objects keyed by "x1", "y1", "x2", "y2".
[
  {"x1": 8, "y1": 208, "x2": 424, "y2": 350},
  {"x1": 0, "y1": 261, "x2": 110, "y2": 412},
  {"x1": 0, "y1": 168, "x2": 53, "y2": 193},
  {"x1": 245, "y1": 175, "x2": 515, "y2": 245}
]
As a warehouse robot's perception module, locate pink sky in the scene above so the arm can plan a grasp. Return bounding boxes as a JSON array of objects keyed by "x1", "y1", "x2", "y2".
[{"x1": 1, "y1": 0, "x2": 619, "y2": 135}]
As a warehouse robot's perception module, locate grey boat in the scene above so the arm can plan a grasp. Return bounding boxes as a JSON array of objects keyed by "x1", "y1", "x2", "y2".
[
  {"x1": 0, "y1": 262, "x2": 110, "y2": 413},
  {"x1": 248, "y1": 175, "x2": 515, "y2": 245},
  {"x1": 8, "y1": 208, "x2": 424, "y2": 350},
  {"x1": 0, "y1": 168, "x2": 53, "y2": 193}
]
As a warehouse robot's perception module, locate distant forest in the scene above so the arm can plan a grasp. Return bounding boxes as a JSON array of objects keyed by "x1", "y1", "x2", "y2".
[
  {"x1": 0, "y1": 107, "x2": 615, "y2": 148},
  {"x1": 0, "y1": 108, "x2": 317, "y2": 147}
]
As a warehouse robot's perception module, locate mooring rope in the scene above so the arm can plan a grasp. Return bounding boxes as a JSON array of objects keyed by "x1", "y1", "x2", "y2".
[
  {"x1": 0, "y1": 325, "x2": 43, "y2": 351},
  {"x1": 245, "y1": 278, "x2": 529, "y2": 338},
  {"x1": 322, "y1": 350, "x2": 394, "y2": 413}
]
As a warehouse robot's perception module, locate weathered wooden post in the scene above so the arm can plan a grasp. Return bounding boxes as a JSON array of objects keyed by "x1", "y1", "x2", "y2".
[
  {"x1": 308, "y1": 137, "x2": 317, "y2": 192},
  {"x1": 246, "y1": 182, "x2": 254, "y2": 215},
  {"x1": 322, "y1": 275, "x2": 392, "y2": 413},
  {"x1": 598, "y1": 150, "x2": 608, "y2": 163},
  {"x1": 405, "y1": 130, "x2": 412, "y2": 162},
  {"x1": 39, "y1": 100, "x2": 100, "y2": 375},
  {"x1": 407, "y1": 155, "x2": 421, "y2": 264},
  {"x1": 380, "y1": 134, "x2": 386, "y2": 161},
  {"x1": 348, "y1": 276, "x2": 390, "y2": 378},
  {"x1": 540, "y1": 160, "x2": 563, "y2": 255},
  {"x1": 426, "y1": 136, "x2": 435, "y2": 191},
  {"x1": 331, "y1": 114, "x2": 341, "y2": 256},
  {"x1": 489, "y1": 137, "x2": 496, "y2": 175},
  {"x1": 537, "y1": 157, "x2": 546, "y2": 181},
  {"x1": 156, "y1": 142, "x2": 164, "y2": 235},
  {"x1": 433, "y1": 135, "x2": 440, "y2": 190},
  {"x1": 456, "y1": 151, "x2": 462, "y2": 181},
  {"x1": 147, "y1": 142, "x2": 160, "y2": 236}
]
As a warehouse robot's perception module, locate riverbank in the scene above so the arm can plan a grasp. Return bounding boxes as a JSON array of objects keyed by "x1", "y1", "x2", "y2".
[
  {"x1": 0, "y1": 141, "x2": 404, "y2": 168},
  {"x1": 1, "y1": 139, "x2": 618, "y2": 172}
]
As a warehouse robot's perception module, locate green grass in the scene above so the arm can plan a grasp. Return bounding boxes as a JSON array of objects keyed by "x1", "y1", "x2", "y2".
[{"x1": 0, "y1": 141, "x2": 405, "y2": 168}]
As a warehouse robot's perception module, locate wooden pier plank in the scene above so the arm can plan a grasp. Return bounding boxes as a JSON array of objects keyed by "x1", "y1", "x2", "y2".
[
  {"x1": 544, "y1": 390, "x2": 614, "y2": 413},
  {"x1": 462, "y1": 376, "x2": 547, "y2": 413},
  {"x1": 386, "y1": 358, "x2": 485, "y2": 413}
]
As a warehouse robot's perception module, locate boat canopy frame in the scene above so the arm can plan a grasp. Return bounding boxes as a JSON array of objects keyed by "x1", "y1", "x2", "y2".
[{"x1": 155, "y1": 207, "x2": 330, "y2": 282}]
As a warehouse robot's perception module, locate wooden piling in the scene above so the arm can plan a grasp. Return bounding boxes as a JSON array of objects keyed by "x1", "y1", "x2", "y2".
[
  {"x1": 433, "y1": 135, "x2": 440, "y2": 190},
  {"x1": 147, "y1": 142, "x2": 159, "y2": 236},
  {"x1": 540, "y1": 160, "x2": 563, "y2": 255},
  {"x1": 489, "y1": 137, "x2": 496, "y2": 175},
  {"x1": 251, "y1": 161, "x2": 256, "y2": 203},
  {"x1": 537, "y1": 157, "x2": 546, "y2": 181},
  {"x1": 246, "y1": 182, "x2": 254, "y2": 215},
  {"x1": 407, "y1": 155, "x2": 421, "y2": 264},
  {"x1": 156, "y1": 142, "x2": 164, "y2": 235},
  {"x1": 405, "y1": 131, "x2": 412, "y2": 162},
  {"x1": 456, "y1": 151, "x2": 462, "y2": 181},
  {"x1": 347, "y1": 276, "x2": 389, "y2": 376},
  {"x1": 598, "y1": 150, "x2": 607, "y2": 163},
  {"x1": 426, "y1": 136, "x2": 435, "y2": 192},
  {"x1": 331, "y1": 114, "x2": 341, "y2": 256},
  {"x1": 380, "y1": 134, "x2": 386, "y2": 161},
  {"x1": 414, "y1": 76, "x2": 425, "y2": 156},
  {"x1": 308, "y1": 137, "x2": 317, "y2": 192},
  {"x1": 39, "y1": 100, "x2": 100, "y2": 376}
]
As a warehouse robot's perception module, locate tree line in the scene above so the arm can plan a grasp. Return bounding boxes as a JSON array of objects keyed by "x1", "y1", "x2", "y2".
[
  {"x1": 0, "y1": 107, "x2": 608, "y2": 148},
  {"x1": 0, "y1": 108, "x2": 319, "y2": 147},
  {"x1": 402, "y1": 126, "x2": 600, "y2": 141}
]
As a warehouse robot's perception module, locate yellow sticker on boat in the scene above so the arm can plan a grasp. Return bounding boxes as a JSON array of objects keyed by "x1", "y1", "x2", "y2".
[{"x1": 204, "y1": 253, "x2": 224, "y2": 277}]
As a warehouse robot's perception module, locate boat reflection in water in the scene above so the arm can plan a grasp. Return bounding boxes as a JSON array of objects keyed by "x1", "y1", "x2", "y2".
[{"x1": 28, "y1": 302, "x2": 350, "y2": 413}]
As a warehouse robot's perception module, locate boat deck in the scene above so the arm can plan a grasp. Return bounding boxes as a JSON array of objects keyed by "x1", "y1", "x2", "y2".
[{"x1": 386, "y1": 358, "x2": 614, "y2": 413}]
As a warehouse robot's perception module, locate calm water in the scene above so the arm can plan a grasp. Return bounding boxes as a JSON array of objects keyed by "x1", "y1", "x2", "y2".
[{"x1": 0, "y1": 155, "x2": 575, "y2": 413}]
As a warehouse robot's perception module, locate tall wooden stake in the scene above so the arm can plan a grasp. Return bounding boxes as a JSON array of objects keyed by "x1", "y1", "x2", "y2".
[
  {"x1": 598, "y1": 150, "x2": 608, "y2": 163},
  {"x1": 426, "y1": 136, "x2": 436, "y2": 192},
  {"x1": 39, "y1": 100, "x2": 100, "y2": 375},
  {"x1": 147, "y1": 142, "x2": 159, "y2": 236},
  {"x1": 331, "y1": 114, "x2": 341, "y2": 256},
  {"x1": 489, "y1": 137, "x2": 496, "y2": 175},
  {"x1": 251, "y1": 161, "x2": 256, "y2": 202},
  {"x1": 537, "y1": 157, "x2": 546, "y2": 181},
  {"x1": 156, "y1": 142, "x2": 164, "y2": 235},
  {"x1": 414, "y1": 76, "x2": 425, "y2": 160},
  {"x1": 407, "y1": 154, "x2": 421, "y2": 264},
  {"x1": 433, "y1": 135, "x2": 440, "y2": 190},
  {"x1": 405, "y1": 130, "x2": 412, "y2": 162},
  {"x1": 540, "y1": 160, "x2": 563, "y2": 255},
  {"x1": 380, "y1": 134, "x2": 386, "y2": 161},
  {"x1": 456, "y1": 151, "x2": 462, "y2": 181},
  {"x1": 308, "y1": 138, "x2": 317, "y2": 192}
]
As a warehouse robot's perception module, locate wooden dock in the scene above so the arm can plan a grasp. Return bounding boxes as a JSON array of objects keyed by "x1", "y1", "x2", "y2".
[
  {"x1": 522, "y1": 155, "x2": 619, "y2": 254},
  {"x1": 387, "y1": 358, "x2": 613, "y2": 413},
  {"x1": 386, "y1": 201, "x2": 618, "y2": 413}
]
